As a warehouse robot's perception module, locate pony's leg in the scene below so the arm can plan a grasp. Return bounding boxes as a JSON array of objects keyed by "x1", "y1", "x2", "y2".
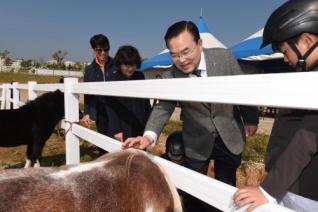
[
  {"x1": 31, "y1": 139, "x2": 47, "y2": 168},
  {"x1": 34, "y1": 160, "x2": 41, "y2": 168},
  {"x1": 27, "y1": 142, "x2": 42, "y2": 167},
  {"x1": 24, "y1": 159, "x2": 32, "y2": 168},
  {"x1": 25, "y1": 143, "x2": 34, "y2": 168}
]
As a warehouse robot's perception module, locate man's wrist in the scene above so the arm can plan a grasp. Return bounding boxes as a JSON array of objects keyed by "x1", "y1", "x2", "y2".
[{"x1": 143, "y1": 131, "x2": 157, "y2": 147}]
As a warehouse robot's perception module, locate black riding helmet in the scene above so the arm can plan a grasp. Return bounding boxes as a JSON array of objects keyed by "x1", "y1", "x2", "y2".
[
  {"x1": 165, "y1": 131, "x2": 184, "y2": 162},
  {"x1": 261, "y1": 0, "x2": 318, "y2": 71}
]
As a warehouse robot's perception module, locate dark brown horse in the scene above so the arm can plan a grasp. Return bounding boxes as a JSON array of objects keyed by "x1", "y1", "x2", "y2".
[{"x1": 0, "y1": 150, "x2": 182, "y2": 212}]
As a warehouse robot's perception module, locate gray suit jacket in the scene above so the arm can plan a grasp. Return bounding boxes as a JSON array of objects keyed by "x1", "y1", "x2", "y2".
[{"x1": 145, "y1": 48, "x2": 259, "y2": 160}]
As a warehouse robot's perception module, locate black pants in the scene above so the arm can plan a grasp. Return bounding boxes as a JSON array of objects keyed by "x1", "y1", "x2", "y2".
[
  {"x1": 96, "y1": 115, "x2": 109, "y2": 155},
  {"x1": 181, "y1": 135, "x2": 241, "y2": 212}
]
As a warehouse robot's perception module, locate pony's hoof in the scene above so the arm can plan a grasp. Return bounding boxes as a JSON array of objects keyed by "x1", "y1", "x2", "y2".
[
  {"x1": 24, "y1": 159, "x2": 32, "y2": 168},
  {"x1": 34, "y1": 161, "x2": 41, "y2": 168}
]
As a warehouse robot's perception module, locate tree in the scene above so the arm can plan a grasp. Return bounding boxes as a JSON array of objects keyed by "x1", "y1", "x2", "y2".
[
  {"x1": 0, "y1": 50, "x2": 10, "y2": 59},
  {"x1": 74, "y1": 62, "x2": 84, "y2": 71},
  {"x1": 52, "y1": 50, "x2": 67, "y2": 68},
  {"x1": 20, "y1": 59, "x2": 33, "y2": 69}
]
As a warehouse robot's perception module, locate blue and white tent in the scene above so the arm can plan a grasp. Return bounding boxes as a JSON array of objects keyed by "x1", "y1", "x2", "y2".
[
  {"x1": 140, "y1": 17, "x2": 226, "y2": 71},
  {"x1": 231, "y1": 29, "x2": 292, "y2": 74},
  {"x1": 230, "y1": 29, "x2": 283, "y2": 61}
]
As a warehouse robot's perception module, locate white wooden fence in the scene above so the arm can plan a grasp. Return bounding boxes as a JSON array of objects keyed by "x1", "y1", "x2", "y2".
[
  {"x1": 35, "y1": 68, "x2": 83, "y2": 77},
  {"x1": 2, "y1": 72, "x2": 315, "y2": 211}
]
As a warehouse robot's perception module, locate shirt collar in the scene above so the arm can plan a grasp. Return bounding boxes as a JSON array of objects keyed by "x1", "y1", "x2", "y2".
[
  {"x1": 190, "y1": 51, "x2": 207, "y2": 77},
  {"x1": 198, "y1": 51, "x2": 206, "y2": 71}
]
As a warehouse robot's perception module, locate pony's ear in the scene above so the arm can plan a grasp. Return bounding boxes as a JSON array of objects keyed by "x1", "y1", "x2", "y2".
[
  {"x1": 53, "y1": 90, "x2": 64, "y2": 102},
  {"x1": 54, "y1": 89, "x2": 63, "y2": 95}
]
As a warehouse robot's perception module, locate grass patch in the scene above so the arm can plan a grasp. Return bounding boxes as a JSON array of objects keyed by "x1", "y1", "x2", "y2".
[
  {"x1": 0, "y1": 72, "x2": 83, "y2": 84},
  {"x1": 242, "y1": 134, "x2": 269, "y2": 163},
  {"x1": 162, "y1": 120, "x2": 182, "y2": 135},
  {"x1": 0, "y1": 72, "x2": 61, "y2": 84}
]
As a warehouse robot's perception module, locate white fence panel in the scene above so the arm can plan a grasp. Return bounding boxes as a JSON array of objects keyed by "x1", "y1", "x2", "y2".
[
  {"x1": 72, "y1": 72, "x2": 318, "y2": 110},
  {"x1": 28, "y1": 81, "x2": 37, "y2": 100},
  {"x1": 12, "y1": 82, "x2": 20, "y2": 109},
  {"x1": 64, "y1": 78, "x2": 80, "y2": 164},
  {"x1": 35, "y1": 68, "x2": 83, "y2": 77},
  {"x1": 33, "y1": 83, "x2": 64, "y2": 92},
  {"x1": 5, "y1": 83, "x2": 11, "y2": 109},
  {"x1": 0, "y1": 84, "x2": 6, "y2": 109}
]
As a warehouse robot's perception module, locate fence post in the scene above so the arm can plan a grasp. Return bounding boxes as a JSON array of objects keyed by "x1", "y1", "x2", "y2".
[
  {"x1": 28, "y1": 81, "x2": 37, "y2": 101},
  {"x1": 64, "y1": 77, "x2": 80, "y2": 165},
  {"x1": 12, "y1": 82, "x2": 19, "y2": 109},
  {"x1": 5, "y1": 83, "x2": 11, "y2": 109},
  {"x1": 0, "y1": 84, "x2": 6, "y2": 110}
]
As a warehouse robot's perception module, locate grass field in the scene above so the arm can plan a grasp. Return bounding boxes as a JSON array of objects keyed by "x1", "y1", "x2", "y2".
[{"x1": 0, "y1": 72, "x2": 63, "y2": 84}]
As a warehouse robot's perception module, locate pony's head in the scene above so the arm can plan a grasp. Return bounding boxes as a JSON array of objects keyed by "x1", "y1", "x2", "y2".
[
  {"x1": 43, "y1": 90, "x2": 64, "y2": 117},
  {"x1": 26, "y1": 90, "x2": 65, "y2": 119}
]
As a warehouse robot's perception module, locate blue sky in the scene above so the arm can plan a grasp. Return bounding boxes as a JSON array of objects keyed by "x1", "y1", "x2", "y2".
[{"x1": 0, "y1": 0, "x2": 286, "y2": 63}]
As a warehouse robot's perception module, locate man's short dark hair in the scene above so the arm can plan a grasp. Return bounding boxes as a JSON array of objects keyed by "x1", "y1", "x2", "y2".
[
  {"x1": 114, "y1": 45, "x2": 142, "y2": 69},
  {"x1": 164, "y1": 21, "x2": 200, "y2": 47},
  {"x1": 90, "y1": 34, "x2": 110, "y2": 50}
]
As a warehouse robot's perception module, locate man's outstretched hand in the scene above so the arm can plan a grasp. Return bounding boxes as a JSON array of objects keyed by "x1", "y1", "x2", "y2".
[{"x1": 122, "y1": 135, "x2": 153, "y2": 149}]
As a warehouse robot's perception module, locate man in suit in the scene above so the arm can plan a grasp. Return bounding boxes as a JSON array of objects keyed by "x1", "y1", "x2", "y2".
[{"x1": 123, "y1": 20, "x2": 259, "y2": 211}]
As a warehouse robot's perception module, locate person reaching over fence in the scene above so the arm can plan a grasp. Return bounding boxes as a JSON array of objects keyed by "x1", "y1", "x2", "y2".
[
  {"x1": 122, "y1": 20, "x2": 259, "y2": 212},
  {"x1": 80, "y1": 34, "x2": 117, "y2": 140},
  {"x1": 234, "y1": 1, "x2": 318, "y2": 211},
  {"x1": 106, "y1": 45, "x2": 151, "y2": 142}
]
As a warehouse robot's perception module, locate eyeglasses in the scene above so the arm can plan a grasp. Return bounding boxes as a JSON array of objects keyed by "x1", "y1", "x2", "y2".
[
  {"x1": 95, "y1": 48, "x2": 109, "y2": 53},
  {"x1": 170, "y1": 44, "x2": 198, "y2": 60}
]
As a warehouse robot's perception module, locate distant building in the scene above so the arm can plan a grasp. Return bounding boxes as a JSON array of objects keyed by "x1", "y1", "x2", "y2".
[
  {"x1": 11, "y1": 60, "x2": 22, "y2": 72},
  {"x1": 0, "y1": 57, "x2": 21, "y2": 72},
  {"x1": 46, "y1": 59, "x2": 58, "y2": 64},
  {"x1": 47, "y1": 59, "x2": 77, "y2": 68},
  {"x1": 64, "y1": 60, "x2": 75, "y2": 67}
]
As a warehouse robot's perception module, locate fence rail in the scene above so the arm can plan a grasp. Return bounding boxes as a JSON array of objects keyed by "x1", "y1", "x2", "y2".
[{"x1": 1, "y1": 72, "x2": 311, "y2": 211}]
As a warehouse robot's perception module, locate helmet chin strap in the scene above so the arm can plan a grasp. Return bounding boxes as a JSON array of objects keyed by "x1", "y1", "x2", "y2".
[{"x1": 288, "y1": 40, "x2": 318, "y2": 71}]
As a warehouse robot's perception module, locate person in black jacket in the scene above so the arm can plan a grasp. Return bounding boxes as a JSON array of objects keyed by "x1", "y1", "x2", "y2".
[
  {"x1": 107, "y1": 45, "x2": 151, "y2": 142},
  {"x1": 81, "y1": 34, "x2": 117, "y2": 136},
  {"x1": 234, "y1": 1, "x2": 318, "y2": 211}
]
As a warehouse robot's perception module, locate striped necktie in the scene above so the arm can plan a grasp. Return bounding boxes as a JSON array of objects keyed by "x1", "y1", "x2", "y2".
[{"x1": 192, "y1": 69, "x2": 201, "y2": 77}]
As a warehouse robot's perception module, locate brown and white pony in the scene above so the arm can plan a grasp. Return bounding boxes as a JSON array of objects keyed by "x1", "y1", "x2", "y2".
[{"x1": 0, "y1": 149, "x2": 182, "y2": 212}]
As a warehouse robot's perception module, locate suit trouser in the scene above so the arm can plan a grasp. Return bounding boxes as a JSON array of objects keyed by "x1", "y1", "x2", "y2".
[
  {"x1": 181, "y1": 135, "x2": 241, "y2": 212},
  {"x1": 186, "y1": 135, "x2": 241, "y2": 185}
]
